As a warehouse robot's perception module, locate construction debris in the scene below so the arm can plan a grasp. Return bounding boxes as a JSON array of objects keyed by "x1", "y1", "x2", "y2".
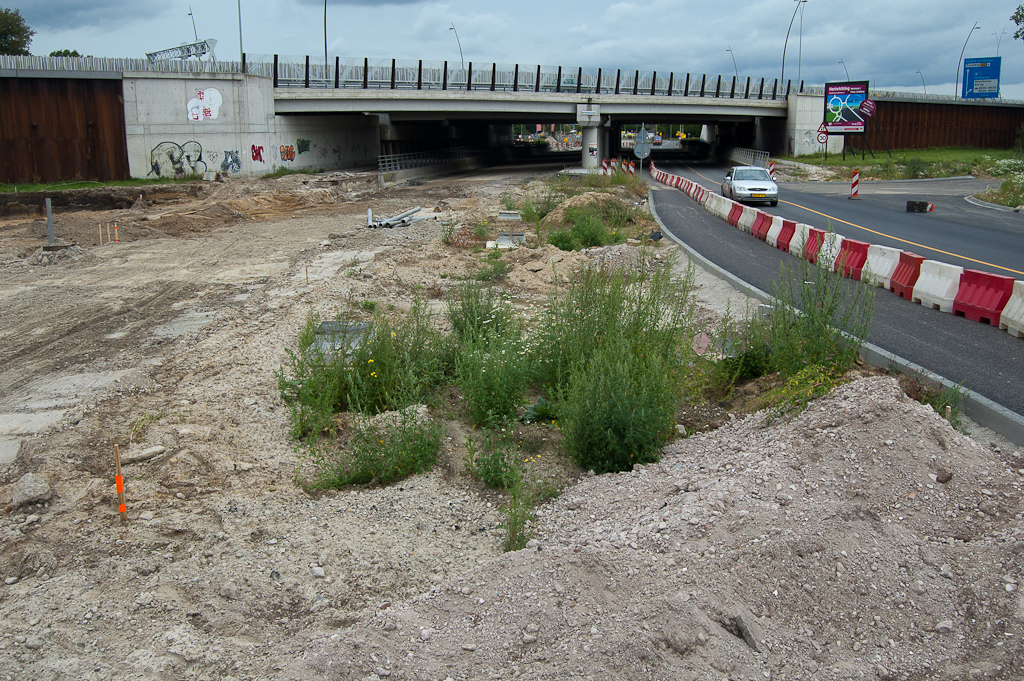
[{"x1": 367, "y1": 206, "x2": 435, "y2": 229}]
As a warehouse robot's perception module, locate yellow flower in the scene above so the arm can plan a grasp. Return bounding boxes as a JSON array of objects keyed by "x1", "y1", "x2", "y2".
[{"x1": 368, "y1": 359, "x2": 374, "y2": 363}]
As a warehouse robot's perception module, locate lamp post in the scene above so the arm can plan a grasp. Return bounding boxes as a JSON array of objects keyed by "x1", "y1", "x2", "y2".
[
  {"x1": 797, "y1": 0, "x2": 806, "y2": 83},
  {"x1": 954, "y1": 22, "x2": 979, "y2": 99},
  {"x1": 237, "y1": 0, "x2": 243, "y2": 63},
  {"x1": 188, "y1": 6, "x2": 198, "y2": 41},
  {"x1": 916, "y1": 69, "x2": 927, "y2": 95},
  {"x1": 324, "y1": 0, "x2": 328, "y2": 84},
  {"x1": 994, "y1": 28, "x2": 1007, "y2": 56},
  {"x1": 838, "y1": 59, "x2": 850, "y2": 80},
  {"x1": 449, "y1": 23, "x2": 465, "y2": 73},
  {"x1": 726, "y1": 46, "x2": 738, "y2": 80},
  {"x1": 781, "y1": 0, "x2": 808, "y2": 87}
]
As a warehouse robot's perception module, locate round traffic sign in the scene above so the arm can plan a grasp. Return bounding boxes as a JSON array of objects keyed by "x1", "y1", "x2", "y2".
[
  {"x1": 633, "y1": 142, "x2": 651, "y2": 159},
  {"x1": 817, "y1": 132, "x2": 828, "y2": 144}
]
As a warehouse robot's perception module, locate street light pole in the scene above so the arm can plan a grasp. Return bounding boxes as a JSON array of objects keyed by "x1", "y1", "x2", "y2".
[
  {"x1": 797, "y1": 0, "x2": 805, "y2": 84},
  {"x1": 994, "y1": 28, "x2": 1007, "y2": 56},
  {"x1": 449, "y1": 23, "x2": 465, "y2": 73},
  {"x1": 726, "y1": 46, "x2": 738, "y2": 80},
  {"x1": 237, "y1": 0, "x2": 243, "y2": 64},
  {"x1": 954, "y1": 22, "x2": 979, "y2": 99},
  {"x1": 916, "y1": 69, "x2": 927, "y2": 95},
  {"x1": 781, "y1": 0, "x2": 807, "y2": 87},
  {"x1": 839, "y1": 59, "x2": 850, "y2": 80},
  {"x1": 324, "y1": 0, "x2": 328, "y2": 84}
]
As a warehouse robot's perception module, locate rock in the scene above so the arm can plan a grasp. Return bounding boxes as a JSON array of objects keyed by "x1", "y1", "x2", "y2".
[
  {"x1": 122, "y1": 445, "x2": 165, "y2": 464},
  {"x1": 419, "y1": 628, "x2": 433, "y2": 641},
  {"x1": 24, "y1": 636, "x2": 43, "y2": 651},
  {"x1": 139, "y1": 511, "x2": 154, "y2": 521},
  {"x1": 135, "y1": 592, "x2": 153, "y2": 606},
  {"x1": 219, "y1": 581, "x2": 242, "y2": 600},
  {"x1": 522, "y1": 634, "x2": 537, "y2": 644},
  {"x1": 461, "y1": 643, "x2": 476, "y2": 651},
  {"x1": 12, "y1": 473, "x2": 51, "y2": 508},
  {"x1": 935, "y1": 467, "x2": 953, "y2": 484},
  {"x1": 934, "y1": 620, "x2": 955, "y2": 633},
  {"x1": 312, "y1": 566, "x2": 326, "y2": 579},
  {"x1": 732, "y1": 606, "x2": 765, "y2": 652}
]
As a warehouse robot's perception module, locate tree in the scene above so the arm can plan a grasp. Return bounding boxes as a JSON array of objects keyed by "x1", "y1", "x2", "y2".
[
  {"x1": 1014, "y1": 5, "x2": 1024, "y2": 41},
  {"x1": 0, "y1": 7, "x2": 34, "y2": 56},
  {"x1": 49, "y1": 49, "x2": 82, "y2": 58}
]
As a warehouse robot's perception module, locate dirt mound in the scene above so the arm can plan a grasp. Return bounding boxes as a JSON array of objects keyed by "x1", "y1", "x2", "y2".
[
  {"x1": 541, "y1": 190, "x2": 623, "y2": 227},
  {"x1": 287, "y1": 376, "x2": 1024, "y2": 680}
]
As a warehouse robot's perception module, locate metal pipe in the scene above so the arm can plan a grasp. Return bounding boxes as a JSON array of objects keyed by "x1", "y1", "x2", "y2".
[{"x1": 45, "y1": 198, "x2": 53, "y2": 245}]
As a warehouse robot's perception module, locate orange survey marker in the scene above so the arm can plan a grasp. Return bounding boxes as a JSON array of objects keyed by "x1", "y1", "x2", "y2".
[
  {"x1": 114, "y1": 444, "x2": 127, "y2": 524},
  {"x1": 114, "y1": 223, "x2": 119, "y2": 242}
]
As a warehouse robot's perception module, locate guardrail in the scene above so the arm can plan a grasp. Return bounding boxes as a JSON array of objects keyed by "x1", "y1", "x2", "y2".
[
  {"x1": 0, "y1": 54, "x2": 272, "y2": 77},
  {"x1": 728, "y1": 148, "x2": 770, "y2": 168},
  {"x1": 378, "y1": 147, "x2": 476, "y2": 173}
]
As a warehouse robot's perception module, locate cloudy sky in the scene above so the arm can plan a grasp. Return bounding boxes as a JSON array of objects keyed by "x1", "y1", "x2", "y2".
[{"x1": 13, "y1": 1, "x2": 1024, "y2": 98}]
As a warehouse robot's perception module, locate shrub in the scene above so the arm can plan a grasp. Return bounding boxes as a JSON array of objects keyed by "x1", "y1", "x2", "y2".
[
  {"x1": 547, "y1": 229, "x2": 578, "y2": 251},
  {"x1": 560, "y1": 337, "x2": 676, "y2": 474}
]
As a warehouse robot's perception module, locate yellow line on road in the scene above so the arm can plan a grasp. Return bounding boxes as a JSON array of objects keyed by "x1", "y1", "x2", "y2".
[{"x1": 684, "y1": 165, "x2": 1023, "y2": 277}]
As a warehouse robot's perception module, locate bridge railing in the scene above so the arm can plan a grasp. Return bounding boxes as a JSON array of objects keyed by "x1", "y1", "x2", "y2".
[
  {"x1": 378, "y1": 147, "x2": 476, "y2": 173},
  {"x1": 258, "y1": 54, "x2": 792, "y2": 100}
]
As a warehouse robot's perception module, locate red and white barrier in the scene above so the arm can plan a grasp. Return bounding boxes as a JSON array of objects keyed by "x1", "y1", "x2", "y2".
[
  {"x1": 1000, "y1": 281, "x2": 1024, "y2": 338},
  {"x1": 863, "y1": 245, "x2": 901, "y2": 289},
  {"x1": 736, "y1": 205, "x2": 758, "y2": 234},
  {"x1": 768, "y1": 160, "x2": 776, "y2": 180},
  {"x1": 953, "y1": 270, "x2": 1016, "y2": 327},
  {"x1": 789, "y1": 223, "x2": 812, "y2": 259},
  {"x1": 849, "y1": 169, "x2": 860, "y2": 200},
  {"x1": 765, "y1": 216, "x2": 785, "y2": 247},
  {"x1": 912, "y1": 261, "x2": 964, "y2": 313}
]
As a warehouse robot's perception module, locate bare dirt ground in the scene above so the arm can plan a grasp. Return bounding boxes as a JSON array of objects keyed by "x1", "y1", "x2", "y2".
[{"x1": 0, "y1": 169, "x2": 1022, "y2": 681}]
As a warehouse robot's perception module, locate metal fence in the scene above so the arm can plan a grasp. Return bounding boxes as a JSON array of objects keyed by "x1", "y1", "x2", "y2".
[
  {"x1": 729, "y1": 148, "x2": 770, "y2": 168},
  {"x1": 377, "y1": 147, "x2": 476, "y2": 173},
  {"x1": 0, "y1": 54, "x2": 273, "y2": 77},
  {"x1": 242, "y1": 55, "x2": 794, "y2": 100}
]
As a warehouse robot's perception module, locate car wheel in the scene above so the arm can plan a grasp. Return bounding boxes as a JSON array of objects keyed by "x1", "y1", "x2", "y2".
[{"x1": 770, "y1": 199, "x2": 778, "y2": 207}]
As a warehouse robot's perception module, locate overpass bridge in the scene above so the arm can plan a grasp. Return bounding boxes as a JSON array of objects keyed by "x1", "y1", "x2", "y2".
[{"x1": 2, "y1": 53, "x2": 1023, "y2": 183}]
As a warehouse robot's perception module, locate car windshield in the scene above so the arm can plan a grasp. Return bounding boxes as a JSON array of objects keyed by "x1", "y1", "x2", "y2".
[{"x1": 734, "y1": 168, "x2": 772, "y2": 181}]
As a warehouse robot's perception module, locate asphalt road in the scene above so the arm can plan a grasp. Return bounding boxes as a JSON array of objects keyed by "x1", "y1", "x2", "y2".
[{"x1": 650, "y1": 163, "x2": 1024, "y2": 419}]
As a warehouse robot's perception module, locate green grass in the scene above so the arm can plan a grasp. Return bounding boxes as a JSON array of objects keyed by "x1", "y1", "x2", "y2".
[
  {"x1": 778, "y1": 147, "x2": 1018, "y2": 181},
  {"x1": 260, "y1": 167, "x2": 321, "y2": 179},
  {"x1": 0, "y1": 176, "x2": 202, "y2": 193}
]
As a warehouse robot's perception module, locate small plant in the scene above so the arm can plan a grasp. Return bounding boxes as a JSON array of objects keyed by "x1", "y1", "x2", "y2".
[
  {"x1": 360, "y1": 300, "x2": 378, "y2": 312},
  {"x1": 473, "y1": 432, "x2": 521, "y2": 488},
  {"x1": 765, "y1": 364, "x2": 845, "y2": 421},
  {"x1": 500, "y1": 473, "x2": 533, "y2": 552},
  {"x1": 897, "y1": 374, "x2": 967, "y2": 432},
  {"x1": 475, "y1": 250, "x2": 510, "y2": 282},
  {"x1": 128, "y1": 411, "x2": 166, "y2": 444},
  {"x1": 521, "y1": 396, "x2": 557, "y2": 424},
  {"x1": 547, "y1": 229, "x2": 578, "y2": 251},
  {"x1": 501, "y1": 191, "x2": 517, "y2": 210},
  {"x1": 474, "y1": 222, "x2": 490, "y2": 240},
  {"x1": 441, "y1": 220, "x2": 456, "y2": 245}
]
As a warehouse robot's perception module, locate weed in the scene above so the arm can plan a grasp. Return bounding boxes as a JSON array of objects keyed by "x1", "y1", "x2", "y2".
[
  {"x1": 501, "y1": 191, "x2": 517, "y2": 210},
  {"x1": 500, "y1": 473, "x2": 533, "y2": 551},
  {"x1": 474, "y1": 222, "x2": 490, "y2": 240},
  {"x1": 475, "y1": 252, "x2": 510, "y2": 282},
  {"x1": 897, "y1": 374, "x2": 967, "y2": 432},
  {"x1": 763, "y1": 246, "x2": 875, "y2": 378},
  {"x1": 360, "y1": 300, "x2": 378, "y2": 312},
  {"x1": 446, "y1": 281, "x2": 516, "y2": 343},
  {"x1": 309, "y1": 409, "x2": 443, "y2": 488},
  {"x1": 457, "y1": 332, "x2": 528, "y2": 427},
  {"x1": 765, "y1": 364, "x2": 845, "y2": 422},
  {"x1": 521, "y1": 396, "x2": 557, "y2": 424},
  {"x1": 473, "y1": 432, "x2": 521, "y2": 488},
  {"x1": 441, "y1": 220, "x2": 456, "y2": 244},
  {"x1": 128, "y1": 411, "x2": 166, "y2": 444}
]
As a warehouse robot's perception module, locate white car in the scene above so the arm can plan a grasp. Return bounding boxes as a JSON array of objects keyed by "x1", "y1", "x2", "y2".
[{"x1": 721, "y1": 166, "x2": 778, "y2": 207}]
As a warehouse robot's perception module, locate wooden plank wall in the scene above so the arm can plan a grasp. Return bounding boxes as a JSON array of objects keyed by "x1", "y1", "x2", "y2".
[
  {"x1": 0, "y1": 78, "x2": 129, "y2": 184},
  {"x1": 865, "y1": 100, "x2": 1024, "y2": 150}
]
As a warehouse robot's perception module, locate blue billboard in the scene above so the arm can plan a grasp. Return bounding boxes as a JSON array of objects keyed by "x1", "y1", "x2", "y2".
[{"x1": 962, "y1": 57, "x2": 1001, "y2": 99}]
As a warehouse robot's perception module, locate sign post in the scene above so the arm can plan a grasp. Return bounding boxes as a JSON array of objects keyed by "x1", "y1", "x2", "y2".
[{"x1": 633, "y1": 124, "x2": 652, "y2": 174}]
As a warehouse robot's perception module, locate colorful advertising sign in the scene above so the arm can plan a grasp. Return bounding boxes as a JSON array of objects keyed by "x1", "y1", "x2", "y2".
[
  {"x1": 823, "y1": 81, "x2": 869, "y2": 134},
  {"x1": 962, "y1": 57, "x2": 1001, "y2": 99}
]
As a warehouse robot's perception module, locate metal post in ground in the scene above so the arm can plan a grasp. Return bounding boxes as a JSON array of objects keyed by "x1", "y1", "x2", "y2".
[{"x1": 45, "y1": 198, "x2": 53, "y2": 245}]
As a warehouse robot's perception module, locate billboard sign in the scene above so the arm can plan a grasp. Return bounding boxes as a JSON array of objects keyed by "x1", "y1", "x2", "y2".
[
  {"x1": 823, "y1": 81, "x2": 869, "y2": 134},
  {"x1": 962, "y1": 57, "x2": 1000, "y2": 99}
]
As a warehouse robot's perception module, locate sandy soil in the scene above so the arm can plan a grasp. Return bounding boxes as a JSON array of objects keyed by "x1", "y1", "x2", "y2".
[{"x1": 0, "y1": 169, "x2": 1022, "y2": 681}]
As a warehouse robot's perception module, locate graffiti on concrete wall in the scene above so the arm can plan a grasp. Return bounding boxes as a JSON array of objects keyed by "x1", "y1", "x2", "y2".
[
  {"x1": 280, "y1": 145, "x2": 295, "y2": 161},
  {"x1": 149, "y1": 141, "x2": 206, "y2": 177},
  {"x1": 296, "y1": 138, "x2": 311, "y2": 154},
  {"x1": 220, "y1": 150, "x2": 241, "y2": 173},
  {"x1": 251, "y1": 145, "x2": 264, "y2": 163},
  {"x1": 187, "y1": 88, "x2": 223, "y2": 121}
]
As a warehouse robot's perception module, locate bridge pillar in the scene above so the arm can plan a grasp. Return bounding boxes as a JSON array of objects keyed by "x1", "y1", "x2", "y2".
[{"x1": 577, "y1": 104, "x2": 603, "y2": 170}]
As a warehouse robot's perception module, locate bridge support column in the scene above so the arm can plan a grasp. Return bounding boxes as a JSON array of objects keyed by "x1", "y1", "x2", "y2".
[{"x1": 577, "y1": 104, "x2": 603, "y2": 170}]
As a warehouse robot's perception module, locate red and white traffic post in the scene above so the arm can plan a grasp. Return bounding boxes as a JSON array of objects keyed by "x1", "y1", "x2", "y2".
[{"x1": 850, "y1": 169, "x2": 860, "y2": 200}]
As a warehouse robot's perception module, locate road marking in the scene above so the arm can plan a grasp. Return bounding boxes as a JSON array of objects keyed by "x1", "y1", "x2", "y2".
[
  {"x1": 778, "y1": 201, "x2": 1024, "y2": 276},
  {"x1": 684, "y1": 166, "x2": 1023, "y2": 277}
]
